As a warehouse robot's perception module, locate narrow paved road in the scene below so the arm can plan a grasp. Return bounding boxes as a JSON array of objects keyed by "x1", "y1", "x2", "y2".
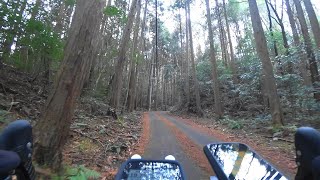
[{"x1": 143, "y1": 112, "x2": 218, "y2": 180}]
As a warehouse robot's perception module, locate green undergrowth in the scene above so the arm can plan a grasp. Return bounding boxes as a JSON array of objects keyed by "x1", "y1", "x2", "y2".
[
  {"x1": 220, "y1": 115, "x2": 244, "y2": 130},
  {"x1": 51, "y1": 165, "x2": 100, "y2": 180}
]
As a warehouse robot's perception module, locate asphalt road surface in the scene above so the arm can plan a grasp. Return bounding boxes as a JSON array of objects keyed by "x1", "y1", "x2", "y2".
[{"x1": 143, "y1": 112, "x2": 218, "y2": 180}]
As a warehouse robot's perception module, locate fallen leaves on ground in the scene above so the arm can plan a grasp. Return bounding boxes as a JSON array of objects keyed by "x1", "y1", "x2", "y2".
[{"x1": 63, "y1": 100, "x2": 142, "y2": 179}]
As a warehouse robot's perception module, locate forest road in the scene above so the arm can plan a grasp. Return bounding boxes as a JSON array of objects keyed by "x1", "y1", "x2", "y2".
[{"x1": 143, "y1": 111, "x2": 219, "y2": 180}]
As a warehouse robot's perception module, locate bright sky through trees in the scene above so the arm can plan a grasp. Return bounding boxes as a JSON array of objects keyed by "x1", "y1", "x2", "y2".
[{"x1": 161, "y1": 0, "x2": 320, "y2": 54}]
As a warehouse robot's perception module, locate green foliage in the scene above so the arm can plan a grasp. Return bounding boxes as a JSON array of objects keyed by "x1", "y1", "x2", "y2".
[
  {"x1": 104, "y1": 6, "x2": 124, "y2": 17},
  {"x1": 7, "y1": 19, "x2": 64, "y2": 71},
  {"x1": 117, "y1": 116, "x2": 126, "y2": 127},
  {"x1": 217, "y1": 61, "x2": 233, "y2": 81},
  {"x1": 23, "y1": 19, "x2": 63, "y2": 60},
  {"x1": 196, "y1": 50, "x2": 212, "y2": 82},
  {"x1": 65, "y1": 0, "x2": 76, "y2": 6},
  {"x1": 228, "y1": 120, "x2": 243, "y2": 129},
  {"x1": 221, "y1": 116, "x2": 244, "y2": 129},
  {"x1": 52, "y1": 165, "x2": 100, "y2": 180},
  {"x1": 266, "y1": 30, "x2": 287, "y2": 55},
  {"x1": 274, "y1": 54, "x2": 320, "y2": 113},
  {"x1": 196, "y1": 60, "x2": 212, "y2": 82},
  {"x1": 104, "y1": 5, "x2": 127, "y2": 25}
]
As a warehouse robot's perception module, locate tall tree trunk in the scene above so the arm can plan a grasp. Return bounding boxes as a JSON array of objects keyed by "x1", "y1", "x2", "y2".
[
  {"x1": 187, "y1": 0, "x2": 203, "y2": 116},
  {"x1": 184, "y1": 1, "x2": 190, "y2": 108},
  {"x1": 155, "y1": 63, "x2": 160, "y2": 110},
  {"x1": 222, "y1": 0, "x2": 238, "y2": 83},
  {"x1": 33, "y1": 0, "x2": 104, "y2": 170},
  {"x1": 205, "y1": 0, "x2": 223, "y2": 118},
  {"x1": 293, "y1": 0, "x2": 320, "y2": 101},
  {"x1": 134, "y1": 0, "x2": 148, "y2": 110},
  {"x1": 248, "y1": 0, "x2": 284, "y2": 126},
  {"x1": 110, "y1": 0, "x2": 138, "y2": 109},
  {"x1": 303, "y1": 0, "x2": 320, "y2": 49},
  {"x1": 286, "y1": 0, "x2": 300, "y2": 46},
  {"x1": 148, "y1": 55, "x2": 154, "y2": 111},
  {"x1": 285, "y1": 0, "x2": 310, "y2": 85},
  {"x1": 154, "y1": 0, "x2": 159, "y2": 111},
  {"x1": 127, "y1": 0, "x2": 141, "y2": 112},
  {"x1": 215, "y1": 0, "x2": 228, "y2": 67}
]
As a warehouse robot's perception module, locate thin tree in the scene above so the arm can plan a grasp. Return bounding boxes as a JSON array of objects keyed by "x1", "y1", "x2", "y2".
[
  {"x1": 248, "y1": 0, "x2": 284, "y2": 126},
  {"x1": 186, "y1": 0, "x2": 203, "y2": 116},
  {"x1": 33, "y1": 0, "x2": 104, "y2": 170},
  {"x1": 205, "y1": 0, "x2": 223, "y2": 117},
  {"x1": 184, "y1": 0, "x2": 190, "y2": 108},
  {"x1": 264, "y1": 0, "x2": 279, "y2": 58},
  {"x1": 267, "y1": 0, "x2": 290, "y2": 55},
  {"x1": 222, "y1": 0, "x2": 238, "y2": 83},
  {"x1": 215, "y1": 0, "x2": 229, "y2": 67}
]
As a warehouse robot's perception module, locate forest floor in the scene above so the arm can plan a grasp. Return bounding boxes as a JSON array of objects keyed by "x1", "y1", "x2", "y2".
[{"x1": 0, "y1": 65, "x2": 144, "y2": 179}]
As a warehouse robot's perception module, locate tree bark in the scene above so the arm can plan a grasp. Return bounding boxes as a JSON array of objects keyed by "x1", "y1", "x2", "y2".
[
  {"x1": 148, "y1": 55, "x2": 154, "y2": 111},
  {"x1": 215, "y1": 0, "x2": 228, "y2": 67},
  {"x1": 184, "y1": 0, "x2": 190, "y2": 108},
  {"x1": 248, "y1": 0, "x2": 284, "y2": 126},
  {"x1": 187, "y1": 0, "x2": 203, "y2": 116},
  {"x1": 134, "y1": 0, "x2": 148, "y2": 111},
  {"x1": 222, "y1": 0, "x2": 238, "y2": 84},
  {"x1": 110, "y1": 0, "x2": 138, "y2": 109},
  {"x1": 127, "y1": 0, "x2": 141, "y2": 112},
  {"x1": 293, "y1": 0, "x2": 320, "y2": 101},
  {"x1": 303, "y1": 0, "x2": 320, "y2": 49},
  {"x1": 33, "y1": 0, "x2": 104, "y2": 170},
  {"x1": 285, "y1": 0, "x2": 300, "y2": 46},
  {"x1": 205, "y1": 0, "x2": 223, "y2": 118},
  {"x1": 285, "y1": 0, "x2": 311, "y2": 85}
]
